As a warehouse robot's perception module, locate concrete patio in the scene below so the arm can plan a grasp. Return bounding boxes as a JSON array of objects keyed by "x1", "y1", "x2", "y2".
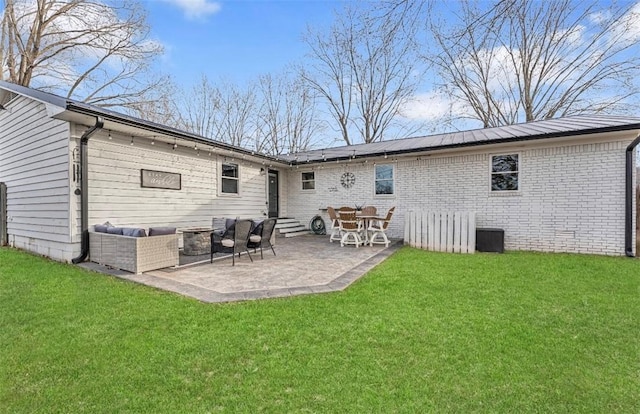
[{"x1": 80, "y1": 234, "x2": 402, "y2": 303}]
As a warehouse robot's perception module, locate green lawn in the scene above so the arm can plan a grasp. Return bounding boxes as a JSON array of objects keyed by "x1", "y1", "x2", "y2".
[{"x1": 1, "y1": 246, "x2": 638, "y2": 413}]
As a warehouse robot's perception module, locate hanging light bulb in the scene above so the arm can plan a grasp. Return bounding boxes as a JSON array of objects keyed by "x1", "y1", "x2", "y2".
[
  {"x1": 130, "y1": 136, "x2": 134, "y2": 146},
  {"x1": 151, "y1": 136, "x2": 155, "y2": 145},
  {"x1": 108, "y1": 130, "x2": 112, "y2": 140},
  {"x1": 173, "y1": 138, "x2": 177, "y2": 150}
]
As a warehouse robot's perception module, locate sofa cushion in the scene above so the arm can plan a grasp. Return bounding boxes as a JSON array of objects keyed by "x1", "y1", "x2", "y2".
[
  {"x1": 148, "y1": 227, "x2": 176, "y2": 236},
  {"x1": 122, "y1": 227, "x2": 147, "y2": 237},
  {"x1": 94, "y1": 224, "x2": 109, "y2": 233},
  {"x1": 106, "y1": 227, "x2": 124, "y2": 235}
]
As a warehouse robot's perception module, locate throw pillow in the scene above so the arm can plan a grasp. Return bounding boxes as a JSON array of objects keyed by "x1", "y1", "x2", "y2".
[
  {"x1": 148, "y1": 227, "x2": 176, "y2": 236},
  {"x1": 106, "y1": 227, "x2": 124, "y2": 235},
  {"x1": 122, "y1": 227, "x2": 147, "y2": 237}
]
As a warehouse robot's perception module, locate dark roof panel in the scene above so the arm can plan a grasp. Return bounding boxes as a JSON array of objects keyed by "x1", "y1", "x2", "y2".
[{"x1": 282, "y1": 115, "x2": 640, "y2": 162}]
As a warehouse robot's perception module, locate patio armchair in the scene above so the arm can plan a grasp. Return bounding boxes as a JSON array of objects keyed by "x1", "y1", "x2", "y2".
[
  {"x1": 338, "y1": 210, "x2": 364, "y2": 247},
  {"x1": 210, "y1": 218, "x2": 254, "y2": 266},
  {"x1": 247, "y1": 218, "x2": 277, "y2": 259},
  {"x1": 326, "y1": 207, "x2": 342, "y2": 243},
  {"x1": 368, "y1": 207, "x2": 396, "y2": 247}
]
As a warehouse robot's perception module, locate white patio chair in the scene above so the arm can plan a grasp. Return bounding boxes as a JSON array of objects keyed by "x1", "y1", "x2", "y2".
[
  {"x1": 327, "y1": 207, "x2": 342, "y2": 242},
  {"x1": 368, "y1": 207, "x2": 395, "y2": 247},
  {"x1": 338, "y1": 210, "x2": 364, "y2": 248}
]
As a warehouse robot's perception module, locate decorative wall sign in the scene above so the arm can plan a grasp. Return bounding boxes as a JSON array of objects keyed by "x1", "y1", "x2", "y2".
[
  {"x1": 340, "y1": 172, "x2": 356, "y2": 188},
  {"x1": 141, "y1": 169, "x2": 181, "y2": 190}
]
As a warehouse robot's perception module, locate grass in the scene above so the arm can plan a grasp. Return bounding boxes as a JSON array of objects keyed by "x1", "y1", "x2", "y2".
[{"x1": 1, "y1": 246, "x2": 638, "y2": 413}]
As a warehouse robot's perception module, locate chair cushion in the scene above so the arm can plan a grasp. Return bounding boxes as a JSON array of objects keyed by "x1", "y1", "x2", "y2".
[
  {"x1": 249, "y1": 235, "x2": 261, "y2": 243},
  {"x1": 122, "y1": 227, "x2": 147, "y2": 237},
  {"x1": 148, "y1": 227, "x2": 176, "y2": 236},
  {"x1": 106, "y1": 227, "x2": 123, "y2": 235},
  {"x1": 221, "y1": 239, "x2": 235, "y2": 248}
]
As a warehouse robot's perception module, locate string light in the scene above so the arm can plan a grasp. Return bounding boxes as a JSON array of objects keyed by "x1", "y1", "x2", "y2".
[
  {"x1": 173, "y1": 138, "x2": 177, "y2": 150},
  {"x1": 151, "y1": 136, "x2": 155, "y2": 145},
  {"x1": 130, "y1": 136, "x2": 134, "y2": 146},
  {"x1": 108, "y1": 130, "x2": 112, "y2": 140}
]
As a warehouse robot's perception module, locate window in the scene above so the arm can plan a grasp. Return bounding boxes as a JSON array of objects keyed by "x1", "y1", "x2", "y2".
[
  {"x1": 491, "y1": 154, "x2": 519, "y2": 191},
  {"x1": 221, "y1": 163, "x2": 239, "y2": 194},
  {"x1": 301, "y1": 171, "x2": 315, "y2": 190},
  {"x1": 375, "y1": 164, "x2": 394, "y2": 195}
]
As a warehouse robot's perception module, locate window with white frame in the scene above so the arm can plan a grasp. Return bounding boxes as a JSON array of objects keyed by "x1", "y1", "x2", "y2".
[
  {"x1": 375, "y1": 164, "x2": 394, "y2": 195},
  {"x1": 301, "y1": 171, "x2": 315, "y2": 190},
  {"x1": 221, "y1": 162, "x2": 239, "y2": 194},
  {"x1": 490, "y1": 154, "x2": 519, "y2": 191}
]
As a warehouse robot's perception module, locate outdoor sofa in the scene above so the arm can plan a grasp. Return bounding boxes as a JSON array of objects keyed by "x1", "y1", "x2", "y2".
[{"x1": 89, "y1": 224, "x2": 179, "y2": 274}]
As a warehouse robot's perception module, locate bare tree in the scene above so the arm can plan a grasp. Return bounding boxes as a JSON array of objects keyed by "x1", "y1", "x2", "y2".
[
  {"x1": 0, "y1": 0, "x2": 169, "y2": 111},
  {"x1": 426, "y1": 0, "x2": 640, "y2": 127},
  {"x1": 176, "y1": 75, "x2": 221, "y2": 139},
  {"x1": 213, "y1": 78, "x2": 257, "y2": 149},
  {"x1": 302, "y1": 2, "x2": 421, "y2": 145},
  {"x1": 257, "y1": 72, "x2": 323, "y2": 155}
]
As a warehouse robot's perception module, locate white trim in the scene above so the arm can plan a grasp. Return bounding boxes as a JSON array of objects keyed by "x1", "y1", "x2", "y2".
[
  {"x1": 219, "y1": 161, "x2": 240, "y2": 197},
  {"x1": 301, "y1": 170, "x2": 316, "y2": 191},
  {"x1": 489, "y1": 152, "x2": 521, "y2": 194},
  {"x1": 374, "y1": 163, "x2": 395, "y2": 198}
]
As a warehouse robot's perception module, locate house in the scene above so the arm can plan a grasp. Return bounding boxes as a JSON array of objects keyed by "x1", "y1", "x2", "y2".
[{"x1": 1, "y1": 80, "x2": 639, "y2": 262}]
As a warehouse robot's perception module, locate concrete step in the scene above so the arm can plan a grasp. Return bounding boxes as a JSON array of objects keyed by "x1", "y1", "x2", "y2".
[
  {"x1": 278, "y1": 225, "x2": 307, "y2": 234},
  {"x1": 276, "y1": 221, "x2": 305, "y2": 229},
  {"x1": 283, "y1": 229, "x2": 313, "y2": 238}
]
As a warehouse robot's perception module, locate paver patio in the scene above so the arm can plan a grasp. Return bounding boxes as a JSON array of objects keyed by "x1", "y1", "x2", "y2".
[{"x1": 80, "y1": 234, "x2": 401, "y2": 303}]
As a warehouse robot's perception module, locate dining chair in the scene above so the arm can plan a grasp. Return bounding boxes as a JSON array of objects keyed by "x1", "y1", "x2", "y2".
[
  {"x1": 338, "y1": 210, "x2": 364, "y2": 247},
  {"x1": 326, "y1": 207, "x2": 342, "y2": 243},
  {"x1": 368, "y1": 207, "x2": 395, "y2": 247},
  {"x1": 360, "y1": 205, "x2": 377, "y2": 216}
]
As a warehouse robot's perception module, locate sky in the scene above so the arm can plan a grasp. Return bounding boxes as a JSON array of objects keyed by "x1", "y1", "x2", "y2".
[{"x1": 146, "y1": 0, "x2": 347, "y2": 86}]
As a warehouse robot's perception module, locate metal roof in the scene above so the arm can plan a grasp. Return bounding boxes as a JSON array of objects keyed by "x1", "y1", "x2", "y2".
[
  {"x1": 2, "y1": 81, "x2": 639, "y2": 165},
  {"x1": 282, "y1": 115, "x2": 640, "y2": 163}
]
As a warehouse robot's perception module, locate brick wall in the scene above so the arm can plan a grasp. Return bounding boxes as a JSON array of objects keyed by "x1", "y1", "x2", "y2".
[{"x1": 284, "y1": 136, "x2": 635, "y2": 255}]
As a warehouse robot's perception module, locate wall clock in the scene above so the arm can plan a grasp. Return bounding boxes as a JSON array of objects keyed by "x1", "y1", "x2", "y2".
[{"x1": 340, "y1": 172, "x2": 356, "y2": 188}]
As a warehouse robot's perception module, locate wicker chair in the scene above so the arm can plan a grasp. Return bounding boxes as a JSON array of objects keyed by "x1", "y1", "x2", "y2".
[
  {"x1": 247, "y1": 218, "x2": 277, "y2": 259},
  {"x1": 360, "y1": 205, "x2": 377, "y2": 216},
  {"x1": 210, "y1": 219, "x2": 254, "y2": 266},
  {"x1": 326, "y1": 207, "x2": 342, "y2": 243},
  {"x1": 368, "y1": 207, "x2": 395, "y2": 247},
  {"x1": 338, "y1": 210, "x2": 364, "y2": 247}
]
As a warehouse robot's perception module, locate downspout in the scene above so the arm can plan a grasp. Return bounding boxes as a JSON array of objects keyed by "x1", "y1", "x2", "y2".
[
  {"x1": 71, "y1": 117, "x2": 104, "y2": 264},
  {"x1": 625, "y1": 134, "x2": 640, "y2": 257}
]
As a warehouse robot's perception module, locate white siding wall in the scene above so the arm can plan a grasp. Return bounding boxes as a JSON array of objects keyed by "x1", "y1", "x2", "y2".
[
  {"x1": 285, "y1": 134, "x2": 636, "y2": 255},
  {"x1": 86, "y1": 132, "x2": 268, "y2": 230},
  {"x1": 0, "y1": 97, "x2": 74, "y2": 260}
]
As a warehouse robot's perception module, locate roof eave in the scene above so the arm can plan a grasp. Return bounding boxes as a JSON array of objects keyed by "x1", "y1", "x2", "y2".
[
  {"x1": 64, "y1": 102, "x2": 287, "y2": 166},
  {"x1": 287, "y1": 123, "x2": 640, "y2": 165}
]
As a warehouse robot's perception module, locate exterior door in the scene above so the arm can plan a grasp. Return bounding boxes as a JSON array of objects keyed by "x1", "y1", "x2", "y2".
[{"x1": 268, "y1": 170, "x2": 279, "y2": 218}]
